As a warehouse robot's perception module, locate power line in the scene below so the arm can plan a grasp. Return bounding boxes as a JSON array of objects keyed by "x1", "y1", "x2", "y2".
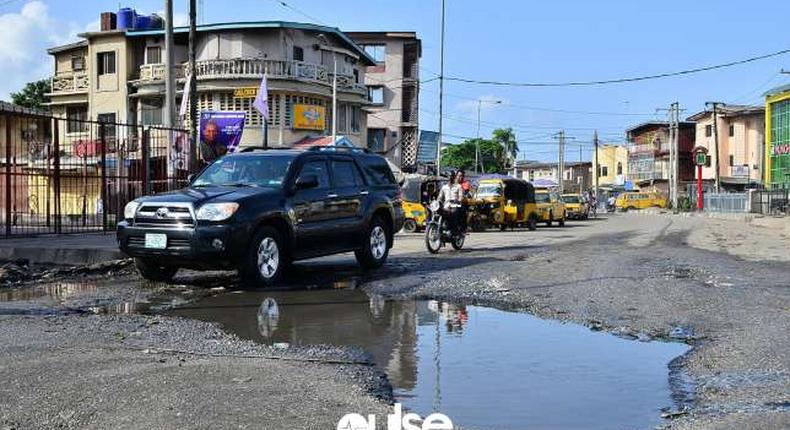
[
  {"x1": 445, "y1": 47, "x2": 790, "y2": 87},
  {"x1": 267, "y1": 0, "x2": 325, "y2": 25}
]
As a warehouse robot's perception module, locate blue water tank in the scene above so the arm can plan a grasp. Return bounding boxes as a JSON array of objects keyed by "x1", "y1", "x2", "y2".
[
  {"x1": 149, "y1": 14, "x2": 164, "y2": 29},
  {"x1": 135, "y1": 15, "x2": 151, "y2": 30},
  {"x1": 117, "y1": 8, "x2": 136, "y2": 30}
]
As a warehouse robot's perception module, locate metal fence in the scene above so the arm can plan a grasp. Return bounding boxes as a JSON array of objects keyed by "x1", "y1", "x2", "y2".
[
  {"x1": 0, "y1": 109, "x2": 194, "y2": 237},
  {"x1": 703, "y1": 193, "x2": 749, "y2": 213},
  {"x1": 750, "y1": 189, "x2": 789, "y2": 215}
]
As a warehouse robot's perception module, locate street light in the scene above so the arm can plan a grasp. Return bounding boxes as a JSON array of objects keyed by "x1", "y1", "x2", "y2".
[{"x1": 476, "y1": 99, "x2": 502, "y2": 173}]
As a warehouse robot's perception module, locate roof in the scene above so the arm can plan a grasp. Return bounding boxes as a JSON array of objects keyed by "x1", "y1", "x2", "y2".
[
  {"x1": 764, "y1": 83, "x2": 790, "y2": 98},
  {"x1": 46, "y1": 40, "x2": 88, "y2": 55},
  {"x1": 626, "y1": 121, "x2": 694, "y2": 135},
  {"x1": 0, "y1": 100, "x2": 49, "y2": 116},
  {"x1": 686, "y1": 104, "x2": 764, "y2": 122},
  {"x1": 126, "y1": 21, "x2": 377, "y2": 66}
]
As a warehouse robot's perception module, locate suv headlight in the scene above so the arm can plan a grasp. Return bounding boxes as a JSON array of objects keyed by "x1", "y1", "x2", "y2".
[
  {"x1": 196, "y1": 203, "x2": 239, "y2": 221},
  {"x1": 124, "y1": 201, "x2": 140, "y2": 219}
]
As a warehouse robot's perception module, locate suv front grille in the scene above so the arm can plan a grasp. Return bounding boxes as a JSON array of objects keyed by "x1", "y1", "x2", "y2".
[
  {"x1": 127, "y1": 236, "x2": 191, "y2": 250},
  {"x1": 134, "y1": 203, "x2": 195, "y2": 228}
]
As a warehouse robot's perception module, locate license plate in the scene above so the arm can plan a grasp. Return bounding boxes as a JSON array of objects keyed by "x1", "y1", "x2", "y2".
[{"x1": 144, "y1": 233, "x2": 167, "y2": 249}]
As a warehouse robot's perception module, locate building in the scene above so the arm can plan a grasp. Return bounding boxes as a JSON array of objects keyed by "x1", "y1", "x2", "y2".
[
  {"x1": 510, "y1": 160, "x2": 592, "y2": 193},
  {"x1": 625, "y1": 121, "x2": 695, "y2": 194},
  {"x1": 346, "y1": 32, "x2": 420, "y2": 169},
  {"x1": 46, "y1": 11, "x2": 376, "y2": 150},
  {"x1": 591, "y1": 143, "x2": 628, "y2": 187},
  {"x1": 686, "y1": 105, "x2": 765, "y2": 191},
  {"x1": 764, "y1": 84, "x2": 790, "y2": 188}
]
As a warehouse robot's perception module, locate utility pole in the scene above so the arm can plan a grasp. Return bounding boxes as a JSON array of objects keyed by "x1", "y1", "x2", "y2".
[
  {"x1": 436, "y1": 0, "x2": 446, "y2": 176},
  {"x1": 475, "y1": 99, "x2": 501, "y2": 173},
  {"x1": 706, "y1": 102, "x2": 725, "y2": 193},
  {"x1": 188, "y1": 0, "x2": 198, "y2": 169},
  {"x1": 668, "y1": 103, "x2": 676, "y2": 210},
  {"x1": 672, "y1": 102, "x2": 680, "y2": 210},
  {"x1": 164, "y1": 0, "x2": 176, "y2": 180},
  {"x1": 553, "y1": 130, "x2": 573, "y2": 194},
  {"x1": 331, "y1": 51, "x2": 337, "y2": 144},
  {"x1": 594, "y1": 130, "x2": 599, "y2": 198}
]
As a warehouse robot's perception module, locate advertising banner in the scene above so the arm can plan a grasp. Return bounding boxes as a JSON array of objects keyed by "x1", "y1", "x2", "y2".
[
  {"x1": 199, "y1": 111, "x2": 246, "y2": 161},
  {"x1": 293, "y1": 104, "x2": 326, "y2": 131}
]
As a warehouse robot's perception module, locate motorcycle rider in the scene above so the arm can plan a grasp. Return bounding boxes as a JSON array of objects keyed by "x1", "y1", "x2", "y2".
[
  {"x1": 457, "y1": 170, "x2": 472, "y2": 233},
  {"x1": 437, "y1": 170, "x2": 464, "y2": 234}
]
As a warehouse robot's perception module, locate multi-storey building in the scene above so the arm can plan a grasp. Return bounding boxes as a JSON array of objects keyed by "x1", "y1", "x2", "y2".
[
  {"x1": 687, "y1": 105, "x2": 765, "y2": 190},
  {"x1": 591, "y1": 143, "x2": 628, "y2": 187},
  {"x1": 510, "y1": 161, "x2": 592, "y2": 193},
  {"x1": 346, "y1": 32, "x2": 420, "y2": 169},
  {"x1": 46, "y1": 12, "x2": 376, "y2": 149},
  {"x1": 765, "y1": 84, "x2": 790, "y2": 188},
  {"x1": 625, "y1": 121, "x2": 695, "y2": 194}
]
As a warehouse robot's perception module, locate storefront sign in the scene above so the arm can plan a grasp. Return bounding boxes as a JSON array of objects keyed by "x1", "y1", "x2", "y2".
[
  {"x1": 233, "y1": 87, "x2": 258, "y2": 98},
  {"x1": 199, "y1": 111, "x2": 246, "y2": 161},
  {"x1": 293, "y1": 104, "x2": 326, "y2": 131}
]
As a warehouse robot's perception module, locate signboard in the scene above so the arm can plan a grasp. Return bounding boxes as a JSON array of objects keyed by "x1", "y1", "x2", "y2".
[
  {"x1": 199, "y1": 111, "x2": 246, "y2": 161},
  {"x1": 731, "y1": 165, "x2": 750, "y2": 178},
  {"x1": 293, "y1": 104, "x2": 326, "y2": 131},
  {"x1": 695, "y1": 152, "x2": 707, "y2": 166},
  {"x1": 233, "y1": 87, "x2": 258, "y2": 98}
]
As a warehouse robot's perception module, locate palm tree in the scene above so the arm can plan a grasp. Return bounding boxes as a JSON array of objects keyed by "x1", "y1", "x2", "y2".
[{"x1": 492, "y1": 128, "x2": 518, "y2": 169}]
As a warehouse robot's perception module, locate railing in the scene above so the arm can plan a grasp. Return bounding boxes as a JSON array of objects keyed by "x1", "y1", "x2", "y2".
[
  {"x1": 704, "y1": 193, "x2": 749, "y2": 213},
  {"x1": 190, "y1": 58, "x2": 365, "y2": 95},
  {"x1": 51, "y1": 72, "x2": 89, "y2": 94},
  {"x1": 139, "y1": 63, "x2": 185, "y2": 82}
]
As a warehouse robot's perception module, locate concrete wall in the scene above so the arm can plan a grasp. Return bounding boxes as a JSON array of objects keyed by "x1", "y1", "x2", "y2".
[
  {"x1": 592, "y1": 144, "x2": 628, "y2": 185},
  {"x1": 694, "y1": 112, "x2": 764, "y2": 182}
]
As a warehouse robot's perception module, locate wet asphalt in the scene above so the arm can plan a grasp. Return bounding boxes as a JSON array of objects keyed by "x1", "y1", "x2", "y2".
[{"x1": 0, "y1": 213, "x2": 787, "y2": 429}]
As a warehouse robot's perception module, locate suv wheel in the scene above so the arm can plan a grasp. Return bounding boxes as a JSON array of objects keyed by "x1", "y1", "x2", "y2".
[
  {"x1": 241, "y1": 227, "x2": 285, "y2": 287},
  {"x1": 135, "y1": 258, "x2": 178, "y2": 282},
  {"x1": 356, "y1": 217, "x2": 390, "y2": 269}
]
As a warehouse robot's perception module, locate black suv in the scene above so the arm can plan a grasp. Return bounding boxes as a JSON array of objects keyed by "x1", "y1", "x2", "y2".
[{"x1": 117, "y1": 147, "x2": 403, "y2": 286}]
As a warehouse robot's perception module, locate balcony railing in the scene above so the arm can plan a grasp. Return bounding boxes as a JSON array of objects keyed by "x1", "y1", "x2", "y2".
[
  {"x1": 51, "y1": 72, "x2": 89, "y2": 94},
  {"x1": 139, "y1": 63, "x2": 185, "y2": 82}
]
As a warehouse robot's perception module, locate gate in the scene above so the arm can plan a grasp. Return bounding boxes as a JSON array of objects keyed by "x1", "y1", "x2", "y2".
[
  {"x1": 0, "y1": 108, "x2": 194, "y2": 237},
  {"x1": 703, "y1": 193, "x2": 749, "y2": 213}
]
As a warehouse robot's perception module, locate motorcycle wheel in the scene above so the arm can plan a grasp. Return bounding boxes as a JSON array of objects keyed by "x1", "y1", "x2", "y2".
[
  {"x1": 425, "y1": 223, "x2": 442, "y2": 254},
  {"x1": 451, "y1": 234, "x2": 465, "y2": 250}
]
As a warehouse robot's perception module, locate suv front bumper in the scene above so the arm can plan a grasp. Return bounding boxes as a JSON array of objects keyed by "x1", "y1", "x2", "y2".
[{"x1": 117, "y1": 221, "x2": 249, "y2": 269}]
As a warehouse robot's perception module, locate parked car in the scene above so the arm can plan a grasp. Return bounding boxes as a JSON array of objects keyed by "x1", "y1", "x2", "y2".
[
  {"x1": 534, "y1": 188, "x2": 566, "y2": 227},
  {"x1": 561, "y1": 193, "x2": 589, "y2": 220},
  {"x1": 117, "y1": 147, "x2": 404, "y2": 286},
  {"x1": 615, "y1": 191, "x2": 667, "y2": 211}
]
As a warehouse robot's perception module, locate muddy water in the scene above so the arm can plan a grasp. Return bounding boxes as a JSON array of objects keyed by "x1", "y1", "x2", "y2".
[{"x1": 167, "y1": 287, "x2": 689, "y2": 430}]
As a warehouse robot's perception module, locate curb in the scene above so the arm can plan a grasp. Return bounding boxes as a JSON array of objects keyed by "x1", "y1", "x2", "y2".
[{"x1": 0, "y1": 246, "x2": 125, "y2": 267}]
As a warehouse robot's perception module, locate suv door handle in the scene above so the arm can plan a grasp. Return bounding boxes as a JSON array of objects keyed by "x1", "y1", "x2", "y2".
[
  {"x1": 327, "y1": 193, "x2": 338, "y2": 198},
  {"x1": 359, "y1": 191, "x2": 369, "y2": 196}
]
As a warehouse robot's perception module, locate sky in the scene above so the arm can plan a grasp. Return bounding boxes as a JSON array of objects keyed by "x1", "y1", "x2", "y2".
[{"x1": 2, "y1": 0, "x2": 789, "y2": 162}]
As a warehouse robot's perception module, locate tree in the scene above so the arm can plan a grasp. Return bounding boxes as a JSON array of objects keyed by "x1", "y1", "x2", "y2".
[
  {"x1": 443, "y1": 130, "x2": 517, "y2": 174},
  {"x1": 10, "y1": 79, "x2": 50, "y2": 110},
  {"x1": 492, "y1": 128, "x2": 518, "y2": 168}
]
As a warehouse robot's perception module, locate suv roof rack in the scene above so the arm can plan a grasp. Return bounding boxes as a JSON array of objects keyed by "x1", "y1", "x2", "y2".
[
  {"x1": 239, "y1": 146, "x2": 279, "y2": 153},
  {"x1": 307, "y1": 145, "x2": 369, "y2": 154}
]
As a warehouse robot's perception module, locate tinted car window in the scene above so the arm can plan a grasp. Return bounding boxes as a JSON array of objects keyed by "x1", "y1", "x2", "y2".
[
  {"x1": 360, "y1": 156, "x2": 396, "y2": 185},
  {"x1": 332, "y1": 160, "x2": 361, "y2": 188},
  {"x1": 192, "y1": 155, "x2": 293, "y2": 188},
  {"x1": 297, "y1": 160, "x2": 330, "y2": 190}
]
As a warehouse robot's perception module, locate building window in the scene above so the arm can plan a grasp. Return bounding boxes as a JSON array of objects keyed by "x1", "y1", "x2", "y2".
[
  {"x1": 97, "y1": 51, "x2": 116, "y2": 75},
  {"x1": 705, "y1": 124, "x2": 712, "y2": 137},
  {"x1": 729, "y1": 154, "x2": 734, "y2": 166},
  {"x1": 729, "y1": 124, "x2": 735, "y2": 137},
  {"x1": 338, "y1": 104, "x2": 348, "y2": 133},
  {"x1": 599, "y1": 166, "x2": 608, "y2": 177},
  {"x1": 71, "y1": 56, "x2": 85, "y2": 71},
  {"x1": 350, "y1": 106, "x2": 360, "y2": 133},
  {"x1": 353, "y1": 69, "x2": 359, "y2": 84},
  {"x1": 368, "y1": 128, "x2": 385, "y2": 152},
  {"x1": 141, "y1": 99, "x2": 163, "y2": 125},
  {"x1": 616, "y1": 162, "x2": 623, "y2": 175},
  {"x1": 368, "y1": 86, "x2": 384, "y2": 105},
  {"x1": 361, "y1": 44, "x2": 386, "y2": 63},
  {"x1": 146, "y1": 46, "x2": 161, "y2": 64},
  {"x1": 97, "y1": 113, "x2": 117, "y2": 140},
  {"x1": 293, "y1": 46, "x2": 304, "y2": 62},
  {"x1": 66, "y1": 105, "x2": 88, "y2": 133}
]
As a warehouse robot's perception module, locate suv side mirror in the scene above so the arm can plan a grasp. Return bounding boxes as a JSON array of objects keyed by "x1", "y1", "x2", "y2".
[
  {"x1": 187, "y1": 174, "x2": 196, "y2": 184},
  {"x1": 295, "y1": 174, "x2": 319, "y2": 190}
]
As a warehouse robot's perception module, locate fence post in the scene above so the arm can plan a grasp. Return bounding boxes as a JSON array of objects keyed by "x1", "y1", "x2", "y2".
[
  {"x1": 53, "y1": 119, "x2": 61, "y2": 234},
  {"x1": 5, "y1": 113, "x2": 11, "y2": 237},
  {"x1": 142, "y1": 126, "x2": 151, "y2": 195},
  {"x1": 99, "y1": 122, "x2": 108, "y2": 232}
]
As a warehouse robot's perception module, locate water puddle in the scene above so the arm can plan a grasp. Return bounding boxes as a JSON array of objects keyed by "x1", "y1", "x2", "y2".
[{"x1": 166, "y1": 288, "x2": 689, "y2": 430}]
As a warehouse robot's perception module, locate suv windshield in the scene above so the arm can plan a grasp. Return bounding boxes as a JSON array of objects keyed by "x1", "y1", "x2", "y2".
[{"x1": 192, "y1": 155, "x2": 293, "y2": 188}]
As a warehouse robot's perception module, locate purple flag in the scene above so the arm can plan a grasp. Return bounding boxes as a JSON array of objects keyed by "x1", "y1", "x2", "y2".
[{"x1": 252, "y1": 74, "x2": 269, "y2": 120}]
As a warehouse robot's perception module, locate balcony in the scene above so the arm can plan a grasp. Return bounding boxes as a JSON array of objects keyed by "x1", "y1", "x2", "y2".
[
  {"x1": 50, "y1": 72, "x2": 89, "y2": 94},
  {"x1": 190, "y1": 58, "x2": 366, "y2": 96},
  {"x1": 139, "y1": 63, "x2": 185, "y2": 83}
]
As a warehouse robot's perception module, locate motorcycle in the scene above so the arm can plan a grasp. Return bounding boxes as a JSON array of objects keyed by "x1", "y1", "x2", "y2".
[{"x1": 425, "y1": 200, "x2": 466, "y2": 254}]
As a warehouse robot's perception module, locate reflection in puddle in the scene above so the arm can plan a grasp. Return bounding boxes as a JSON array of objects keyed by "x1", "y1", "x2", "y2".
[{"x1": 167, "y1": 289, "x2": 689, "y2": 430}]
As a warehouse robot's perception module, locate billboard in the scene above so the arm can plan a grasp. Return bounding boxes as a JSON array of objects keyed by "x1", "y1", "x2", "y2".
[
  {"x1": 293, "y1": 104, "x2": 326, "y2": 131},
  {"x1": 199, "y1": 111, "x2": 246, "y2": 161}
]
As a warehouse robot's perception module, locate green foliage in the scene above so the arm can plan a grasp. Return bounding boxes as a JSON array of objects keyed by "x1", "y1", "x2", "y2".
[
  {"x1": 443, "y1": 128, "x2": 517, "y2": 173},
  {"x1": 10, "y1": 79, "x2": 50, "y2": 110}
]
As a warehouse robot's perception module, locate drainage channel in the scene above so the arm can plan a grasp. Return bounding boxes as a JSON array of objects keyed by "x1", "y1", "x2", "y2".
[{"x1": 166, "y1": 287, "x2": 689, "y2": 430}]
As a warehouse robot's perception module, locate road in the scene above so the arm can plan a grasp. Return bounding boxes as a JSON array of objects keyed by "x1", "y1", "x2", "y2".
[{"x1": 0, "y1": 213, "x2": 788, "y2": 429}]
